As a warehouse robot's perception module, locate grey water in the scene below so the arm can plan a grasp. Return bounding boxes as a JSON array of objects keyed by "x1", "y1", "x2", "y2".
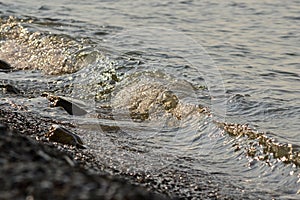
[{"x1": 0, "y1": 0, "x2": 299, "y2": 199}]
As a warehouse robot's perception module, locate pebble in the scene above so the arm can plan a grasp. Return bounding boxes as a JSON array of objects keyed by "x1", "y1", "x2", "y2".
[
  {"x1": 47, "y1": 95, "x2": 87, "y2": 116},
  {"x1": 0, "y1": 60, "x2": 13, "y2": 72},
  {"x1": 0, "y1": 84, "x2": 21, "y2": 94},
  {"x1": 0, "y1": 123, "x2": 8, "y2": 133},
  {"x1": 45, "y1": 125, "x2": 86, "y2": 149}
]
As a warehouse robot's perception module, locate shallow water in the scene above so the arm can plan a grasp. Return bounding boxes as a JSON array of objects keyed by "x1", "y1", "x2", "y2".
[{"x1": 0, "y1": 0, "x2": 299, "y2": 199}]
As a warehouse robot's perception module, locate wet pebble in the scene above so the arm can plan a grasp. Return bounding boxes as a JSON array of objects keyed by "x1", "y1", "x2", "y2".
[
  {"x1": 46, "y1": 95, "x2": 87, "y2": 116},
  {"x1": 0, "y1": 84, "x2": 21, "y2": 94},
  {"x1": 45, "y1": 125, "x2": 86, "y2": 149},
  {"x1": 0, "y1": 60, "x2": 12, "y2": 72},
  {"x1": 0, "y1": 123, "x2": 8, "y2": 133}
]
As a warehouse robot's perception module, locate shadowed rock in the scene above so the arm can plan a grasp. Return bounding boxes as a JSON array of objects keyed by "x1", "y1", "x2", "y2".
[
  {"x1": 0, "y1": 60, "x2": 12, "y2": 72},
  {"x1": 47, "y1": 95, "x2": 88, "y2": 116},
  {"x1": 45, "y1": 125, "x2": 86, "y2": 149},
  {"x1": 0, "y1": 84, "x2": 21, "y2": 94}
]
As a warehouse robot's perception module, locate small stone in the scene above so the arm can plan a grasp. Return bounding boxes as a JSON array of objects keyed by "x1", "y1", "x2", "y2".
[
  {"x1": 0, "y1": 123, "x2": 8, "y2": 133},
  {"x1": 0, "y1": 60, "x2": 12, "y2": 72},
  {"x1": 45, "y1": 125, "x2": 85, "y2": 149},
  {"x1": 47, "y1": 95, "x2": 87, "y2": 116},
  {"x1": 0, "y1": 84, "x2": 21, "y2": 94}
]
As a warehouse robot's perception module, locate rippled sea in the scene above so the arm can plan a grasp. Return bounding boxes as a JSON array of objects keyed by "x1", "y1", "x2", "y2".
[{"x1": 0, "y1": 0, "x2": 299, "y2": 199}]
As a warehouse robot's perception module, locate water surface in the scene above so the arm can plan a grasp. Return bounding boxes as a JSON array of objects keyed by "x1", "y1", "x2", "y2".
[{"x1": 0, "y1": 0, "x2": 299, "y2": 199}]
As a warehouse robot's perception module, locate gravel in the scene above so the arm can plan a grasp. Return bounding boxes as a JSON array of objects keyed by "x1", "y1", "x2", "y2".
[{"x1": 0, "y1": 114, "x2": 170, "y2": 200}]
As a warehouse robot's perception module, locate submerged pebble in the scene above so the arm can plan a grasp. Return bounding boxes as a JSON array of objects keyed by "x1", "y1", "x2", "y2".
[
  {"x1": 45, "y1": 125, "x2": 85, "y2": 149},
  {"x1": 0, "y1": 84, "x2": 21, "y2": 94}
]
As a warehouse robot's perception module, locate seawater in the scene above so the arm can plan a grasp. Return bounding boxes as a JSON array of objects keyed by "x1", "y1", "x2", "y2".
[{"x1": 0, "y1": 0, "x2": 299, "y2": 199}]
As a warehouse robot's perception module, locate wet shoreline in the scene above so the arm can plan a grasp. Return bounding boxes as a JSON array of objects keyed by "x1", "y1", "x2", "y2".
[
  {"x1": 0, "y1": 97, "x2": 274, "y2": 199},
  {"x1": 0, "y1": 108, "x2": 172, "y2": 200}
]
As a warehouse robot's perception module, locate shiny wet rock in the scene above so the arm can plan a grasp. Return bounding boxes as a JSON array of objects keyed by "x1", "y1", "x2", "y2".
[
  {"x1": 45, "y1": 125, "x2": 86, "y2": 149},
  {"x1": 47, "y1": 95, "x2": 88, "y2": 116}
]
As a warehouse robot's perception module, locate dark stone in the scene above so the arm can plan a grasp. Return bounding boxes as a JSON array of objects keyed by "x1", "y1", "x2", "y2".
[
  {"x1": 47, "y1": 95, "x2": 88, "y2": 116},
  {"x1": 45, "y1": 125, "x2": 86, "y2": 149},
  {"x1": 0, "y1": 123, "x2": 8, "y2": 133},
  {"x1": 0, "y1": 60, "x2": 12, "y2": 72},
  {"x1": 0, "y1": 84, "x2": 21, "y2": 94}
]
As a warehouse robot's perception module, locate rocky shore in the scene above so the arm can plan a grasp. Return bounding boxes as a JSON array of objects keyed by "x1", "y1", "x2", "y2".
[{"x1": 0, "y1": 109, "x2": 170, "y2": 200}]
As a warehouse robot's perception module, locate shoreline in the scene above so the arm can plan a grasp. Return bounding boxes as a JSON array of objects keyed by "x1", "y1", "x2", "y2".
[{"x1": 0, "y1": 107, "x2": 171, "y2": 200}]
